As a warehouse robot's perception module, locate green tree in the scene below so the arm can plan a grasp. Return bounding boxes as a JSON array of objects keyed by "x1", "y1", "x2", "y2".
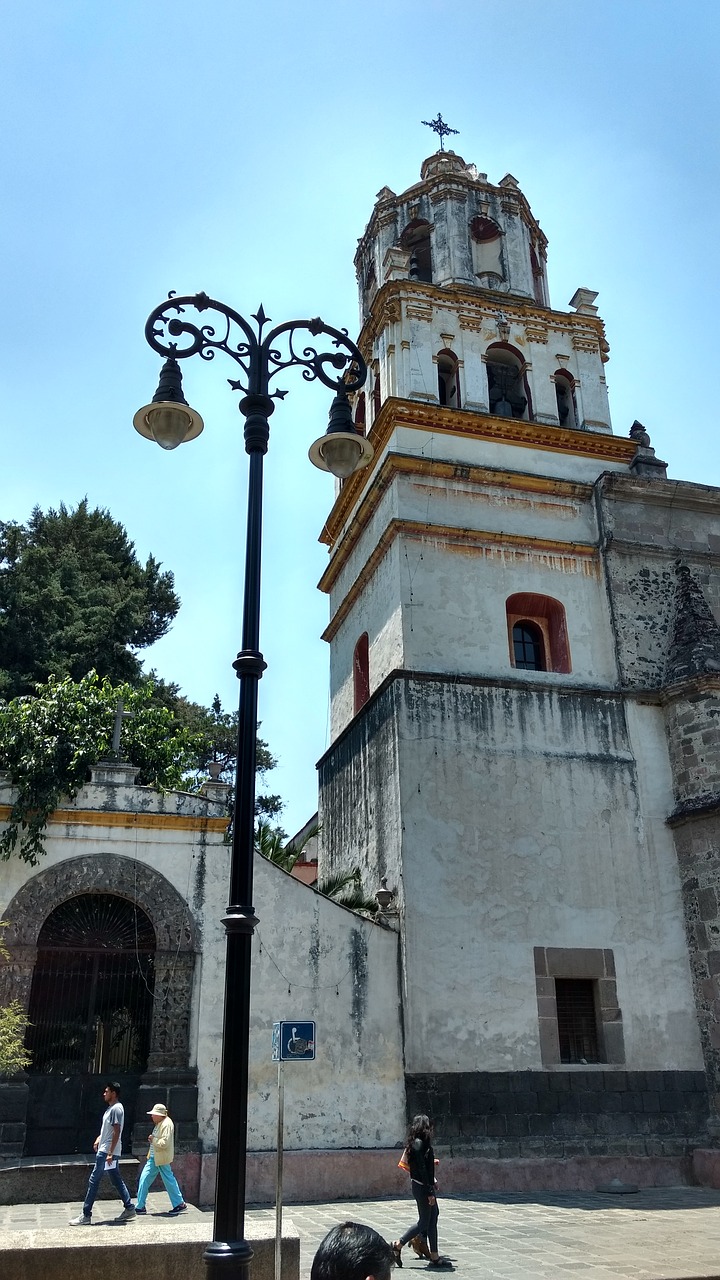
[
  {"x1": 0, "y1": 924, "x2": 31, "y2": 1077},
  {"x1": 0, "y1": 501, "x2": 179, "y2": 699},
  {"x1": 0, "y1": 672, "x2": 205, "y2": 865}
]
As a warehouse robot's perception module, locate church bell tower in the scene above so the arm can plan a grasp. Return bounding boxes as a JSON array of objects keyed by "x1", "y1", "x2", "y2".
[{"x1": 315, "y1": 145, "x2": 716, "y2": 1167}]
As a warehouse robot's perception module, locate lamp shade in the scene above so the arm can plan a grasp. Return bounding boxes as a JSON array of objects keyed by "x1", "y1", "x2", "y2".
[
  {"x1": 133, "y1": 357, "x2": 204, "y2": 449},
  {"x1": 308, "y1": 386, "x2": 373, "y2": 478}
]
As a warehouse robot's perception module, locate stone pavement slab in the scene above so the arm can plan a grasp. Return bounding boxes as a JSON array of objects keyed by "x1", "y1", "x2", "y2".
[
  {"x1": 1, "y1": 1187, "x2": 720, "y2": 1279},
  {"x1": 269, "y1": 1187, "x2": 720, "y2": 1280}
]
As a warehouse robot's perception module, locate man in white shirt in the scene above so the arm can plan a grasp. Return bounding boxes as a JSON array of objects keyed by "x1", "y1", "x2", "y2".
[{"x1": 70, "y1": 1082, "x2": 136, "y2": 1225}]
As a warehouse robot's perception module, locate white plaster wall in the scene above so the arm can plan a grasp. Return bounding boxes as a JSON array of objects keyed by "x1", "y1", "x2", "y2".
[
  {"x1": 398, "y1": 535, "x2": 617, "y2": 685},
  {"x1": 393, "y1": 685, "x2": 703, "y2": 1074},
  {"x1": 329, "y1": 539, "x2": 404, "y2": 739},
  {"x1": 0, "y1": 777, "x2": 406, "y2": 1153},
  {"x1": 246, "y1": 857, "x2": 404, "y2": 1150},
  {"x1": 391, "y1": 425, "x2": 628, "y2": 485}
]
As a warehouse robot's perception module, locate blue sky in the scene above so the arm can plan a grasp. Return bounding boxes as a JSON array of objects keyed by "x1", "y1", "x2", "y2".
[{"x1": 2, "y1": 0, "x2": 718, "y2": 836}]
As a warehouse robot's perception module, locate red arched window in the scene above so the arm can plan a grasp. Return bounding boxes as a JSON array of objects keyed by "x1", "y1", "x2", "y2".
[
  {"x1": 353, "y1": 633, "x2": 370, "y2": 713},
  {"x1": 506, "y1": 594, "x2": 571, "y2": 674}
]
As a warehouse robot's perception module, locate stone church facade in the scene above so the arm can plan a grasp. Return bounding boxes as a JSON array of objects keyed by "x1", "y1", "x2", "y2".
[{"x1": 2, "y1": 147, "x2": 720, "y2": 1198}]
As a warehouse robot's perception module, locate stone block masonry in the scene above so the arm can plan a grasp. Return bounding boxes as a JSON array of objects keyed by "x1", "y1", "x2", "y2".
[{"x1": 405, "y1": 1070, "x2": 709, "y2": 1158}]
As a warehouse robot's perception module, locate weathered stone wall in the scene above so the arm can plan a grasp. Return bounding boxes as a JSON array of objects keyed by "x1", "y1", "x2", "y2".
[
  {"x1": 665, "y1": 690, "x2": 720, "y2": 806},
  {"x1": 597, "y1": 474, "x2": 720, "y2": 689},
  {"x1": 669, "y1": 810, "x2": 720, "y2": 1115},
  {"x1": 318, "y1": 673, "x2": 702, "y2": 1083},
  {"x1": 406, "y1": 1070, "x2": 709, "y2": 1158}
]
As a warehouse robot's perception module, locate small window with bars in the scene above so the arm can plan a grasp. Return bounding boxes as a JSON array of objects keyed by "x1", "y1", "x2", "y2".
[{"x1": 555, "y1": 978, "x2": 602, "y2": 1064}]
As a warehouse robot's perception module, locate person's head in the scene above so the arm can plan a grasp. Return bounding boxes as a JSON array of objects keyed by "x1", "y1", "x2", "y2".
[
  {"x1": 408, "y1": 1114, "x2": 433, "y2": 1146},
  {"x1": 103, "y1": 1082, "x2": 121, "y2": 1103},
  {"x1": 311, "y1": 1222, "x2": 395, "y2": 1280},
  {"x1": 148, "y1": 1103, "x2": 169, "y2": 1121}
]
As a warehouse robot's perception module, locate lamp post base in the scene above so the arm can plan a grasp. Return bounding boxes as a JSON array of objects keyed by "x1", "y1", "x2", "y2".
[{"x1": 204, "y1": 1239, "x2": 254, "y2": 1278}]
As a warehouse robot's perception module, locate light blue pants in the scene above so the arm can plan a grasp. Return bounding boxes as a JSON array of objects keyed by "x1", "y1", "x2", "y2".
[{"x1": 136, "y1": 1153, "x2": 184, "y2": 1210}]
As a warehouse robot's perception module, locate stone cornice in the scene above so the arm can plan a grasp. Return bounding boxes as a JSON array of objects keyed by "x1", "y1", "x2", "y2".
[
  {"x1": 320, "y1": 517, "x2": 598, "y2": 641},
  {"x1": 598, "y1": 471, "x2": 720, "y2": 514},
  {"x1": 320, "y1": 397, "x2": 634, "y2": 551},
  {"x1": 0, "y1": 804, "x2": 229, "y2": 834},
  {"x1": 358, "y1": 278, "x2": 609, "y2": 356}
]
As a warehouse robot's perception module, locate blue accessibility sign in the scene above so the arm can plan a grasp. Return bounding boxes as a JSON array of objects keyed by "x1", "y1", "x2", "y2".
[{"x1": 272, "y1": 1020, "x2": 316, "y2": 1062}]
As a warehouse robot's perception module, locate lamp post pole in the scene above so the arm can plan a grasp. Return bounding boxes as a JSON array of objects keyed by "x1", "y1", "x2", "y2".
[{"x1": 133, "y1": 293, "x2": 370, "y2": 1280}]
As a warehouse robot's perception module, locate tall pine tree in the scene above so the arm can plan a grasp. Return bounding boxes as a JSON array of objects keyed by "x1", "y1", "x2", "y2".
[{"x1": 0, "y1": 501, "x2": 179, "y2": 698}]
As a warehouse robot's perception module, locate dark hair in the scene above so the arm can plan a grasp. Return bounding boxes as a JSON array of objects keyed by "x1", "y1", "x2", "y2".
[
  {"x1": 311, "y1": 1222, "x2": 395, "y2": 1280},
  {"x1": 407, "y1": 1113, "x2": 432, "y2": 1146},
  {"x1": 105, "y1": 1081, "x2": 122, "y2": 1097}
]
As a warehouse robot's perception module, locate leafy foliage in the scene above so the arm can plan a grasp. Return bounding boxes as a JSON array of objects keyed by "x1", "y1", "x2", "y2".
[
  {"x1": 255, "y1": 818, "x2": 317, "y2": 871},
  {"x1": 0, "y1": 924, "x2": 31, "y2": 1077},
  {"x1": 0, "y1": 672, "x2": 205, "y2": 865},
  {"x1": 0, "y1": 501, "x2": 179, "y2": 699},
  {"x1": 152, "y1": 685, "x2": 283, "y2": 825}
]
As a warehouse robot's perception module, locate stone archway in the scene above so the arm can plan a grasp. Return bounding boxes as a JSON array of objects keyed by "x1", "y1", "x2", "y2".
[{"x1": 1, "y1": 854, "x2": 199, "y2": 1156}]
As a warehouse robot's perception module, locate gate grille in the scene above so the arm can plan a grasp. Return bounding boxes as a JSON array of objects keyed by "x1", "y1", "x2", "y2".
[
  {"x1": 27, "y1": 894, "x2": 155, "y2": 1074},
  {"x1": 555, "y1": 978, "x2": 601, "y2": 1064}
]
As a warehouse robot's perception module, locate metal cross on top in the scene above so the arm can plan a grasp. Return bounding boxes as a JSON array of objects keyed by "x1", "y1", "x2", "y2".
[{"x1": 421, "y1": 113, "x2": 459, "y2": 151}]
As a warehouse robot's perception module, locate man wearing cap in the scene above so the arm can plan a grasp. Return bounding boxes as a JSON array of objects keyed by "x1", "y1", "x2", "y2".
[{"x1": 135, "y1": 1102, "x2": 188, "y2": 1216}]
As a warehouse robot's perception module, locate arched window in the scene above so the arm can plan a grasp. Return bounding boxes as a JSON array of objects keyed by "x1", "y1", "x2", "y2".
[
  {"x1": 512, "y1": 621, "x2": 545, "y2": 671},
  {"x1": 400, "y1": 219, "x2": 432, "y2": 283},
  {"x1": 486, "y1": 343, "x2": 532, "y2": 420},
  {"x1": 26, "y1": 894, "x2": 155, "y2": 1076},
  {"x1": 530, "y1": 246, "x2": 546, "y2": 306},
  {"x1": 506, "y1": 593, "x2": 571, "y2": 674},
  {"x1": 437, "y1": 350, "x2": 460, "y2": 409},
  {"x1": 373, "y1": 374, "x2": 382, "y2": 420},
  {"x1": 470, "y1": 215, "x2": 504, "y2": 285},
  {"x1": 353, "y1": 633, "x2": 370, "y2": 713},
  {"x1": 554, "y1": 370, "x2": 579, "y2": 431}
]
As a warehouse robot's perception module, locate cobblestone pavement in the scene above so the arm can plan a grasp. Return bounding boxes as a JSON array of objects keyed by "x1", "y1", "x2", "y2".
[{"x1": 2, "y1": 1186, "x2": 720, "y2": 1279}]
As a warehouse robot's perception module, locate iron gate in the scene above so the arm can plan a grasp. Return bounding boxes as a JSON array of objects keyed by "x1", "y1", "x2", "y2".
[{"x1": 25, "y1": 893, "x2": 155, "y2": 1155}]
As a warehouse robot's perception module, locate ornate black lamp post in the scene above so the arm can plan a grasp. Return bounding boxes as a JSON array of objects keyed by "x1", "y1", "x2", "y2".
[{"x1": 133, "y1": 293, "x2": 370, "y2": 1279}]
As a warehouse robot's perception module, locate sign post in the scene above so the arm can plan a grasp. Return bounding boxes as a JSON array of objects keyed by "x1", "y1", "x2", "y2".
[{"x1": 271, "y1": 1021, "x2": 316, "y2": 1280}]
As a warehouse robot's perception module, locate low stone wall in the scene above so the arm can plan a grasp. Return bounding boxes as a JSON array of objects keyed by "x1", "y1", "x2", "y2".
[
  {"x1": 406, "y1": 1070, "x2": 710, "y2": 1157},
  {"x1": 0, "y1": 1222, "x2": 299, "y2": 1280}
]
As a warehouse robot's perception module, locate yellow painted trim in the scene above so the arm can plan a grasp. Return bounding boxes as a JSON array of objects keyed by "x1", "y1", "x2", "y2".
[
  {"x1": 0, "y1": 805, "x2": 229, "y2": 834},
  {"x1": 321, "y1": 398, "x2": 634, "y2": 549},
  {"x1": 318, "y1": 451, "x2": 593, "y2": 593},
  {"x1": 321, "y1": 518, "x2": 597, "y2": 642}
]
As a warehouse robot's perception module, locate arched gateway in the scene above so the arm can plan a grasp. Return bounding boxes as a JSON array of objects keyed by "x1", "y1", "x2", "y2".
[{"x1": 1, "y1": 854, "x2": 196, "y2": 1157}]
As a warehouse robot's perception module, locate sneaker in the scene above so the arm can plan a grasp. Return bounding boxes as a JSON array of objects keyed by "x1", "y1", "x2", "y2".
[
  {"x1": 116, "y1": 1205, "x2": 136, "y2": 1222},
  {"x1": 168, "y1": 1203, "x2": 188, "y2": 1215},
  {"x1": 69, "y1": 1214, "x2": 92, "y2": 1226},
  {"x1": 135, "y1": 1207, "x2": 147, "y2": 1215}
]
